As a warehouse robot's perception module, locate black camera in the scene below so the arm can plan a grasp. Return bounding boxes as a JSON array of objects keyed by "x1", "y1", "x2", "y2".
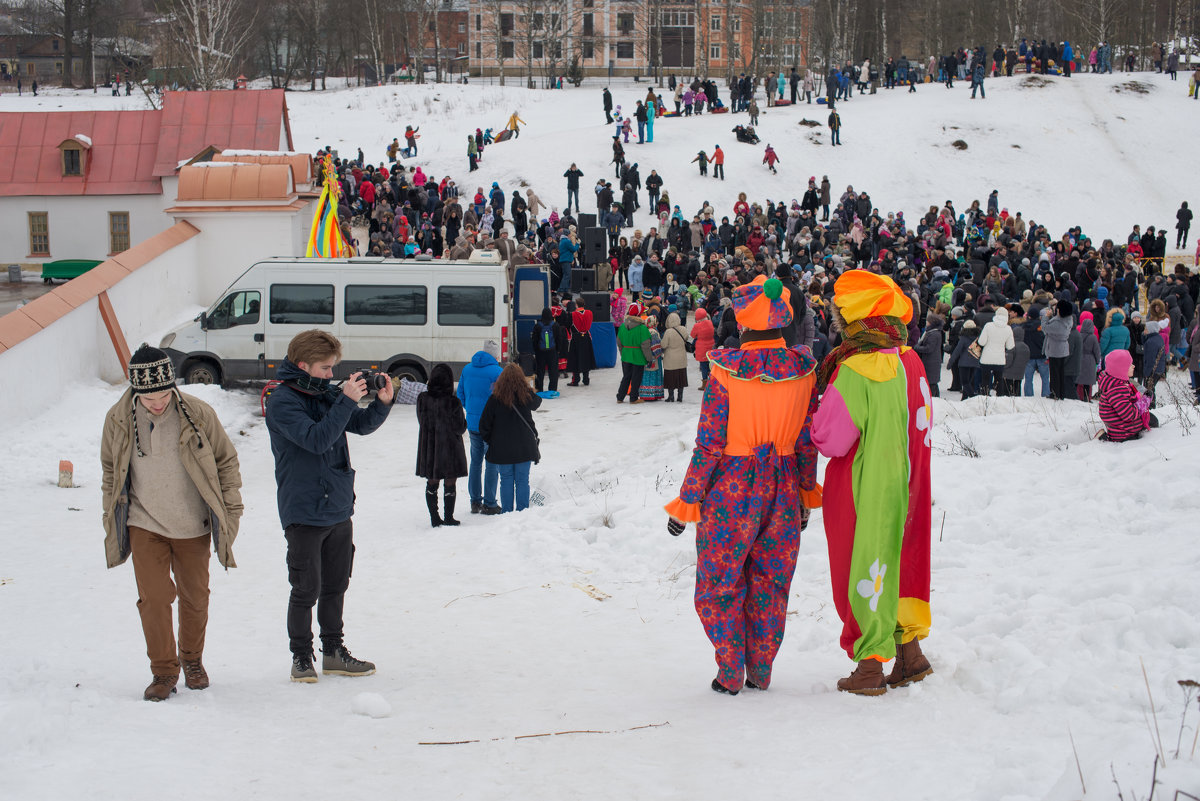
[{"x1": 353, "y1": 371, "x2": 391, "y2": 391}]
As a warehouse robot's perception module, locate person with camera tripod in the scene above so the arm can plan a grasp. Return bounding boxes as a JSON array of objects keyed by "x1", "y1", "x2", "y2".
[{"x1": 266, "y1": 330, "x2": 393, "y2": 683}]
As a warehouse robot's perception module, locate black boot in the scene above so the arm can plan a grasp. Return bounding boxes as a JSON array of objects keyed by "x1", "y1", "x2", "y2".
[
  {"x1": 425, "y1": 487, "x2": 442, "y2": 527},
  {"x1": 442, "y1": 489, "x2": 460, "y2": 526}
]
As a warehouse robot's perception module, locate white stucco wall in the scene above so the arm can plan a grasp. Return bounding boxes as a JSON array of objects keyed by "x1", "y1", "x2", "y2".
[
  {"x1": 174, "y1": 200, "x2": 316, "y2": 304},
  {"x1": 0, "y1": 235, "x2": 202, "y2": 420},
  {"x1": 0, "y1": 194, "x2": 171, "y2": 267}
]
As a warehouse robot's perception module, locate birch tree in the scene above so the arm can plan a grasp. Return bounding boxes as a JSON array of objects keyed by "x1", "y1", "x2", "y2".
[{"x1": 161, "y1": 0, "x2": 256, "y2": 89}]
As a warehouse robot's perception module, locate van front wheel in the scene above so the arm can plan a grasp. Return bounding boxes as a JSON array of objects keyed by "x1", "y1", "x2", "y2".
[
  {"x1": 387, "y1": 363, "x2": 425, "y2": 393},
  {"x1": 182, "y1": 359, "x2": 221, "y2": 386}
]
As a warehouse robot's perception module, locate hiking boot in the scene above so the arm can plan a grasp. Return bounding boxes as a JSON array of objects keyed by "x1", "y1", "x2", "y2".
[
  {"x1": 322, "y1": 646, "x2": 376, "y2": 677},
  {"x1": 886, "y1": 639, "x2": 933, "y2": 688},
  {"x1": 182, "y1": 658, "x2": 209, "y2": 690},
  {"x1": 143, "y1": 674, "x2": 178, "y2": 701},
  {"x1": 481, "y1": 504, "x2": 503, "y2": 515},
  {"x1": 630, "y1": 399, "x2": 644, "y2": 405},
  {"x1": 470, "y1": 501, "x2": 483, "y2": 514},
  {"x1": 290, "y1": 652, "x2": 318, "y2": 683},
  {"x1": 443, "y1": 489, "x2": 461, "y2": 526},
  {"x1": 425, "y1": 487, "x2": 442, "y2": 527},
  {"x1": 837, "y1": 659, "x2": 887, "y2": 696}
]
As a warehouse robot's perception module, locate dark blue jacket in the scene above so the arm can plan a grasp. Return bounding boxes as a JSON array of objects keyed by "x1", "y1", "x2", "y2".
[
  {"x1": 266, "y1": 359, "x2": 391, "y2": 529},
  {"x1": 456, "y1": 350, "x2": 503, "y2": 432}
]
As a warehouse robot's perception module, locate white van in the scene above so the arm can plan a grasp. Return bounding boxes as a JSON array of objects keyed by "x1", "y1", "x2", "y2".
[{"x1": 160, "y1": 252, "x2": 540, "y2": 384}]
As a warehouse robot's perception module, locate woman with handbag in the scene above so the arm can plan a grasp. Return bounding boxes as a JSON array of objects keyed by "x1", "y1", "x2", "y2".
[
  {"x1": 478, "y1": 363, "x2": 542, "y2": 513},
  {"x1": 949, "y1": 320, "x2": 982, "y2": 398},
  {"x1": 416, "y1": 364, "x2": 469, "y2": 527}
]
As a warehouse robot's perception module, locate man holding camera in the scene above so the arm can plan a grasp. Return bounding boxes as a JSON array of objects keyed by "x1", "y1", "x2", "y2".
[{"x1": 266, "y1": 330, "x2": 393, "y2": 682}]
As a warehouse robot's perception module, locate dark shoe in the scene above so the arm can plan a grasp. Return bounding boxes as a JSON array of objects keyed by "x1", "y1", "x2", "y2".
[
  {"x1": 182, "y1": 658, "x2": 209, "y2": 690},
  {"x1": 143, "y1": 674, "x2": 178, "y2": 701},
  {"x1": 711, "y1": 678, "x2": 739, "y2": 695},
  {"x1": 426, "y1": 487, "x2": 442, "y2": 527},
  {"x1": 745, "y1": 678, "x2": 766, "y2": 691},
  {"x1": 887, "y1": 639, "x2": 933, "y2": 687},
  {"x1": 568, "y1": 380, "x2": 581, "y2": 386},
  {"x1": 291, "y1": 652, "x2": 318, "y2": 683},
  {"x1": 481, "y1": 504, "x2": 503, "y2": 515},
  {"x1": 837, "y1": 659, "x2": 887, "y2": 696},
  {"x1": 470, "y1": 501, "x2": 483, "y2": 514},
  {"x1": 583, "y1": 376, "x2": 590, "y2": 385},
  {"x1": 322, "y1": 645, "x2": 376, "y2": 677},
  {"x1": 443, "y1": 490, "x2": 461, "y2": 526}
]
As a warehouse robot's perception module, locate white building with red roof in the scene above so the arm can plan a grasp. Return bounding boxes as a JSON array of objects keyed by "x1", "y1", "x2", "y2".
[{"x1": 0, "y1": 89, "x2": 301, "y2": 267}]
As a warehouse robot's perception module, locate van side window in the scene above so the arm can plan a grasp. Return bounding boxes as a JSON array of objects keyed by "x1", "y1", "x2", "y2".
[
  {"x1": 270, "y1": 284, "x2": 334, "y2": 324},
  {"x1": 209, "y1": 290, "x2": 261, "y2": 330},
  {"x1": 345, "y1": 285, "x2": 428, "y2": 325},
  {"x1": 438, "y1": 286, "x2": 494, "y2": 326}
]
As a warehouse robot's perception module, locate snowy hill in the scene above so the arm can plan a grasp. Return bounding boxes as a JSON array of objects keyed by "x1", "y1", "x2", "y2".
[{"x1": 1, "y1": 75, "x2": 1199, "y2": 801}]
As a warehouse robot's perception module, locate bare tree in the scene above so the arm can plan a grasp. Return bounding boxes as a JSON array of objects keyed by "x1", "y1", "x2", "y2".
[{"x1": 158, "y1": 0, "x2": 256, "y2": 90}]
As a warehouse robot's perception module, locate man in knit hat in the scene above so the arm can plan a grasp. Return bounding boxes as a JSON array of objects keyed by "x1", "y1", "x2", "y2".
[
  {"x1": 666, "y1": 275, "x2": 821, "y2": 694},
  {"x1": 811, "y1": 270, "x2": 933, "y2": 695},
  {"x1": 101, "y1": 345, "x2": 243, "y2": 701}
]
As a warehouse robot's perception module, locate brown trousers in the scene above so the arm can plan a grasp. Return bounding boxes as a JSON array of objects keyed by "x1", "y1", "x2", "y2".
[{"x1": 130, "y1": 526, "x2": 210, "y2": 676}]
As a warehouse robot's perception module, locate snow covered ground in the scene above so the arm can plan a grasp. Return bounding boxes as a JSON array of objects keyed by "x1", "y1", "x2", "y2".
[{"x1": 2, "y1": 74, "x2": 1199, "y2": 800}]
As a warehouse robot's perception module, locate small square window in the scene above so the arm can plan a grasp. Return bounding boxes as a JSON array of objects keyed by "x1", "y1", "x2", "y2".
[{"x1": 617, "y1": 42, "x2": 634, "y2": 59}]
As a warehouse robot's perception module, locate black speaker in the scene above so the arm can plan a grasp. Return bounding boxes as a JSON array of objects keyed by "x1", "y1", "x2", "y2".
[
  {"x1": 577, "y1": 212, "x2": 597, "y2": 230},
  {"x1": 582, "y1": 291, "x2": 610, "y2": 322},
  {"x1": 571, "y1": 268, "x2": 596, "y2": 294},
  {"x1": 583, "y1": 228, "x2": 607, "y2": 263}
]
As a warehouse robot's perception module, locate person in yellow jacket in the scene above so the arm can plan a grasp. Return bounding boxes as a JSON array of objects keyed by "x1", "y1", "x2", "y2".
[
  {"x1": 101, "y1": 345, "x2": 243, "y2": 701},
  {"x1": 506, "y1": 111, "x2": 526, "y2": 138}
]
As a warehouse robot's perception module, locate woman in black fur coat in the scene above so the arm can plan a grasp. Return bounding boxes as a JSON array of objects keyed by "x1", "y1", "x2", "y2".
[{"x1": 416, "y1": 363, "x2": 468, "y2": 527}]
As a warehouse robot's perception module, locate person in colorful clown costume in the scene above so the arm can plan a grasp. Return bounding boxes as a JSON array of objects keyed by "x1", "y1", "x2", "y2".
[
  {"x1": 665, "y1": 275, "x2": 821, "y2": 695},
  {"x1": 811, "y1": 270, "x2": 933, "y2": 696}
]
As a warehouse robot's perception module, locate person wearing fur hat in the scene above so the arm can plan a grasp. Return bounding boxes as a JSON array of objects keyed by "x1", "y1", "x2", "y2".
[
  {"x1": 101, "y1": 345, "x2": 244, "y2": 701},
  {"x1": 810, "y1": 270, "x2": 933, "y2": 696},
  {"x1": 665, "y1": 275, "x2": 821, "y2": 694}
]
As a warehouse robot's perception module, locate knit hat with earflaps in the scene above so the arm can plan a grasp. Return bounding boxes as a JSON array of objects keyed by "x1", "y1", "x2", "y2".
[{"x1": 128, "y1": 345, "x2": 176, "y2": 395}]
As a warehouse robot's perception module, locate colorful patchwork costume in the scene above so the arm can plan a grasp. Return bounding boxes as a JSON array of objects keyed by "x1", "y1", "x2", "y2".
[
  {"x1": 666, "y1": 276, "x2": 821, "y2": 694},
  {"x1": 811, "y1": 270, "x2": 933, "y2": 695}
]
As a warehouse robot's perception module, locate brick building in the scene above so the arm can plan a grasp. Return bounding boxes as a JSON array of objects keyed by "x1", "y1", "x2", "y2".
[{"x1": 466, "y1": 0, "x2": 812, "y2": 80}]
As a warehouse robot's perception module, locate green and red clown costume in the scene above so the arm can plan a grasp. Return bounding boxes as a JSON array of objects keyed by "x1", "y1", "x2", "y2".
[
  {"x1": 666, "y1": 276, "x2": 822, "y2": 693},
  {"x1": 811, "y1": 270, "x2": 932, "y2": 683}
]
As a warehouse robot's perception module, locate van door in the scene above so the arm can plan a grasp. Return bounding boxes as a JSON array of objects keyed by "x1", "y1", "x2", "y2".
[
  {"x1": 204, "y1": 288, "x2": 265, "y2": 380},
  {"x1": 512, "y1": 266, "x2": 550, "y2": 371}
]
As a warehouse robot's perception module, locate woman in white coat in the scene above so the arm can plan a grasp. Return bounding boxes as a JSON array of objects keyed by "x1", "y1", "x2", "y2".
[{"x1": 977, "y1": 306, "x2": 1015, "y2": 396}]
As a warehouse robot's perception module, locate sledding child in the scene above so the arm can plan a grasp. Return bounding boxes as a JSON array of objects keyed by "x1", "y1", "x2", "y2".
[
  {"x1": 763, "y1": 144, "x2": 781, "y2": 174},
  {"x1": 417, "y1": 364, "x2": 468, "y2": 527},
  {"x1": 692, "y1": 150, "x2": 710, "y2": 176},
  {"x1": 1097, "y1": 350, "x2": 1157, "y2": 442}
]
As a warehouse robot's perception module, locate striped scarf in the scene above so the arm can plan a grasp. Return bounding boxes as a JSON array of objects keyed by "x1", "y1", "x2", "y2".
[{"x1": 817, "y1": 315, "x2": 909, "y2": 392}]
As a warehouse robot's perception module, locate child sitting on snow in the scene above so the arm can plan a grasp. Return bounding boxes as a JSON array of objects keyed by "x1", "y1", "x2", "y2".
[{"x1": 1096, "y1": 349, "x2": 1157, "y2": 442}]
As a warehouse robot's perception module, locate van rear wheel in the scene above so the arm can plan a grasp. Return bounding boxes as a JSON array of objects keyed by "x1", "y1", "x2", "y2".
[{"x1": 182, "y1": 360, "x2": 221, "y2": 386}]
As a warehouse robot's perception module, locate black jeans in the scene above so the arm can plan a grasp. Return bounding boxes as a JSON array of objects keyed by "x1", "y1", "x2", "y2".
[
  {"x1": 285, "y1": 520, "x2": 354, "y2": 656},
  {"x1": 618, "y1": 362, "x2": 644, "y2": 401},
  {"x1": 535, "y1": 349, "x2": 559, "y2": 392}
]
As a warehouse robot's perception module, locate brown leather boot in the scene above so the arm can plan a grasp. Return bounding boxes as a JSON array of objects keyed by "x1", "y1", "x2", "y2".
[
  {"x1": 143, "y1": 674, "x2": 178, "y2": 702},
  {"x1": 887, "y1": 639, "x2": 933, "y2": 687},
  {"x1": 837, "y1": 659, "x2": 887, "y2": 696},
  {"x1": 182, "y1": 659, "x2": 210, "y2": 690}
]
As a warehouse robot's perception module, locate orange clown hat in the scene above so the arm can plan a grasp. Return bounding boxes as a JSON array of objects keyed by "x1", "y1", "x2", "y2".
[
  {"x1": 832, "y1": 270, "x2": 913, "y2": 324},
  {"x1": 732, "y1": 275, "x2": 792, "y2": 331}
]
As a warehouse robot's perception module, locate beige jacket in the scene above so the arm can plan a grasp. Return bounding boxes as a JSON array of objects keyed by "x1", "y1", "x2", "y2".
[
  {"x1": 661, "y1": 313, "x2": 692, "y2": 371},
  {"x1": 101, "y1": 388, "x2": 243, "y2": 569}
]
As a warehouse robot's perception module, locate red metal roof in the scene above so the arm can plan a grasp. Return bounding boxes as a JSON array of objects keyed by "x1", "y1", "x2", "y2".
[
  {"x1": 0, "y1": 109, "x2": 162, "y2": 196},
  {"x1": 152, "y1": 89, "x2": 293, "y2": 177},
  {"x1": 0, "y1": 89, "x2": 294, "y2": 197}
]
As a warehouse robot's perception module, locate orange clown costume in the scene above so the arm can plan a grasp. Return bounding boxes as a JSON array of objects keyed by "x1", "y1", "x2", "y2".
[
  {"x1": 666, "y1": 276, "x2": 821, "y2": 695},
  {"x1": 811, "y1": 270, "x2": 933, "y2": 695}
]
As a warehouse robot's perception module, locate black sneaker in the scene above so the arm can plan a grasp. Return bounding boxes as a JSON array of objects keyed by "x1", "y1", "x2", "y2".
[
  {"x1": 322, "y1": 646, "x2": 375, "y2": 677},
  {"x1": 471, "y1": 501, "x2": 483, "y2": 514},
  {"x1": 291, "y1": 652, "x2": 318, "y2": 683},
  {"x1": 481, "y1": 504, "x2": 503, "y2": 515}
]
